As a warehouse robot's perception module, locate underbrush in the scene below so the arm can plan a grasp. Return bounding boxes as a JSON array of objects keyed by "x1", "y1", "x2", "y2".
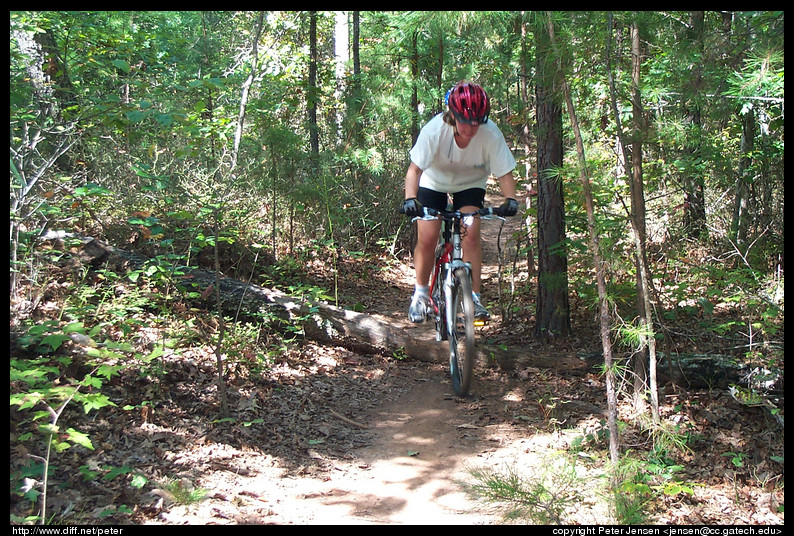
[{"x1": 10, "y1": 235, "x2": 335, "y2": 524}]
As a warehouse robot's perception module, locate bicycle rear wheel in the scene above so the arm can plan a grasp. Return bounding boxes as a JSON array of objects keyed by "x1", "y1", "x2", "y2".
[{"x1": 448, "y1": 267, "x2": 475, "y2": 396}]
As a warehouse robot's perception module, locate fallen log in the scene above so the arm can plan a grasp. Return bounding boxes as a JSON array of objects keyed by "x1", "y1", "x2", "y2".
[
  {"x1": 180, "y1": 259, "x2": 512, "y2": 368},
  {"x1": 56, "y1": 232, "x2": 512, "y2": 368}
]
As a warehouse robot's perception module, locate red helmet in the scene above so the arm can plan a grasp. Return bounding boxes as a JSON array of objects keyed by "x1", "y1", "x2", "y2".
[{"x1": 446, "y1": 82, "x2": 490, "y2": 125}]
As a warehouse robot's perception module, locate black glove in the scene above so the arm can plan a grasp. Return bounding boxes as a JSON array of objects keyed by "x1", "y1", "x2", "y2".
[
  {"x1": 402, "y1": 197, "x2": 422, "y2": 218},
  {"x1": 499, "y1": 198, "x2": 519, "y2": 217}
]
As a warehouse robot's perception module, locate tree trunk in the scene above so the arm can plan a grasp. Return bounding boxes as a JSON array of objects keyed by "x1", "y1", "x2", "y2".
[
  {"x1": 333, "y1": 11, "x2": 349, "y2": 146},
  {"x1": 606, "y1": 14, "x2": 660, "y2": 422},
  {"x1": 13, "y1": 28, "x2": 72, "y2": 120},
  {"x1": 628, "y1": 21, "x2": 650, "y2": 416},
  {"x1": 352, "y1": 12, "x2": 360, "y2": 79},
  {"x1": 308, "y1": 11, "x2": 319, "y2": 157},
  {"x1": 534, "y1": 19, "x2": 571, "y2": 340},
  {"x1": 350, "y1": 11, "x2": 362, "y2": 134},
  {"x1": 212, "y1": 216, "x2": 230, "y2": 418},
  {"x1": 410, "y1": 32, "x2": 420, "y2": 146},
  {"x1": 519, "y1": 14, "x2": 536, "y2": 278},
  {"x1": 231, "y1": 12, "x2": 264, "y2": 172},
  {"x1": 546, "y1": 13, "x2": 619, "y2": 466},
  {"x1": 731, "y1": 106, "x2": 755, "y2": 250},
  {"x1": 682, "y1": 11, "x2": 708, "y2": 239},
  {"x1": 631, "y1": 22, "x2": 660, "y2": 423}
]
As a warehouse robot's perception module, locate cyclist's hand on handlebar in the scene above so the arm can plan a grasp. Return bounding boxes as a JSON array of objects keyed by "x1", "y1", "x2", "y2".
[
  {"x1": 401, "y1": 197, "x2": 423, "y2": 218},
  {"x1": 498, "y1": 198, "x2": 519, "y2": 217}
]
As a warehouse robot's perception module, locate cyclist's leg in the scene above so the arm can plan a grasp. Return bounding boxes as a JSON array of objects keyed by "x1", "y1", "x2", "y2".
[
  {"x1": 414, "y1": 187, "x2": 447, "y2": 286},
  {"x1": 453, "y1": 188, "x2": 490, "y2": 320},
  {"x1": 414, "y1": 218, "x2": 441, "y2": 286},
  {"x1": 409, "y1": 188, "x2": 445, "y2": 321}
]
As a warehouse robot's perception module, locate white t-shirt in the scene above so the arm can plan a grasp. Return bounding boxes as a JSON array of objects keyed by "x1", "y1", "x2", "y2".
[{"x1": 409, "y1": 113, "x2": 516, "y2": 193}]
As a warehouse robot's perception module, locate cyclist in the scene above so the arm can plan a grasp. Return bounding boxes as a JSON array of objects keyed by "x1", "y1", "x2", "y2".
[{"x1": 402, "y1": 81, "x2": 519, "y2": 323}]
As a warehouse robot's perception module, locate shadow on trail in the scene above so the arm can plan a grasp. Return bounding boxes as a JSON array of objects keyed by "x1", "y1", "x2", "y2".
[{"x1": 287, "y1": 354, "x2": 607, "y2": 524}]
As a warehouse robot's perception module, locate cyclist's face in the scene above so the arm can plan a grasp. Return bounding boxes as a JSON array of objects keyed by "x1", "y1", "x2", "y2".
[{"x1": 455, "y1": 121, "x2": 480, "y2": 141}]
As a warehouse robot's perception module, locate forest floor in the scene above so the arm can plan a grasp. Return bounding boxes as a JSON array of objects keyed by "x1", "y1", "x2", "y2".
[{"x1": 10, "y1": 196, "x2": 784, "y2": 526}]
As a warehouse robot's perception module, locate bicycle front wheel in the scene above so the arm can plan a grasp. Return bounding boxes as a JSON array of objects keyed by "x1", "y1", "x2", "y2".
[{"x1": 448, "y1": 267, "x2": 476, "y2": 396}]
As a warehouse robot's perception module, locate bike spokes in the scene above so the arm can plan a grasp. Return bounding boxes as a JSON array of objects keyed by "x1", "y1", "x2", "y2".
[{"x1": 448, "y1": 269, "x2": 475, "y2": 396}]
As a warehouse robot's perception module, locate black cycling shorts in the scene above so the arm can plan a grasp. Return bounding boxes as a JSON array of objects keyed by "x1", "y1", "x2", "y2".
[{"x1": 417, "y1": 187, "x2": 485, "y2": 212}]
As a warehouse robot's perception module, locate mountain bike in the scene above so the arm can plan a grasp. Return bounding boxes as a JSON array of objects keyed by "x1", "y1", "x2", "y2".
[{"x1": 401, "y1": 204, "x2": 509, "y2": 396}]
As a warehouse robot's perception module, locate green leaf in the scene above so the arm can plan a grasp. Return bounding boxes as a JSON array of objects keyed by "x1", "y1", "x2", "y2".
[
  {"x1": 102, "y1": 465, "x2": 132, "y2": 480},
  {"x1": 65, "y1": 428, "x2": 95, "y2": 450},
  {"x1": 80, "y1": 375, "x2": 103, "y2": 389},
  {"x1": 52, "y1": 438, "x2": 71, "y2": 453},
  {"x1": 130, "y1": 474, "x2": 148, "y2": 489},
  {"x1": 154, "y1": 113, "x2": 173, "y2": 127},
  {"x1": 126, "y1": 110, "x2": 147, "y2": 123},
  {"x1": 78, "y1": 393, "x2": 117, "y2": 413},
  {"x1": 62, "y1": 322, "x2": 86, "y2": 334},
  {"x1": 10, "y1": 364, "x2": 57, "y2": 385},
  {"x1": 32, "y1": 410, "x2": 51, "y2": 422},
  {"x1": 41, "y1": 334, "x2": 70, "y2": 352},
  {"x1": 38, "y1": 423, "x2": 59, "y2": 436},
  {"x1": 10, "y1": 392, "x2": 45, "y2": 410},
  {"x1": 112, "y1": 59, "x2": 131, "y2": 73},
  {"x1": 96, "y1": 364, "x2": 124, "y2": 380},
  {"x1": 138, "y1": 347, "x2": 164, "y2": 363},
  {"x1": 73, "y1": 183, "x2": 112, "y2": 197},
  {"x1": 79, "y1": 465, "x2": 100, "y2": 481}
]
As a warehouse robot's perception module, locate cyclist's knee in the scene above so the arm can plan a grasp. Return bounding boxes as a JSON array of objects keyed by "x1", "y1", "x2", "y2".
[
  {"x1": 416, "y1": 224, "x2": 440, "y2": 247},
  {"x1": 463, "y1": 225, "x2": 481, "y2": 243},
  {"x1": 416, "y1": 230, "x2": 436, "y2": 248},
  {"x1": 415, "y1": 235, "x2": 437, "y2": 257}
]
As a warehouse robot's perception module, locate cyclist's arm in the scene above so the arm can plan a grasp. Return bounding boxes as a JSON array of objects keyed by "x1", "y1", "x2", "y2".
[
  {"x1": 405, "y1": 162, "x2": 423, "y2": 199},
  {"x1": 496, "y1": 171, "x2": 517, "y2": 200}
]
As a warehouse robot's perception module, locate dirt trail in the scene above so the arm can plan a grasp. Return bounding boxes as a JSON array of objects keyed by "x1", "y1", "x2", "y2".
[
  {"x1": 154, "y1": 194, "x2": 562, "y2": 525},
  {"x1": 264, "y1": 373, "x2": 506, "y2": 525},
  {"x1": 165, "y1": 361, "x2": 596, "y2": 525},
  {"x1": 151, "y1": 358, "x2": 567, "y2": 525}
]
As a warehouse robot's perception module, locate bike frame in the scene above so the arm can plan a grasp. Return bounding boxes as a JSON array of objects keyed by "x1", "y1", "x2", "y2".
[
  {"x1": 402, "y1": 203, "x2": 507, "y2": 397},
  {"x1": 428, "y1": 215, "x2": 472, "y2": 341}
]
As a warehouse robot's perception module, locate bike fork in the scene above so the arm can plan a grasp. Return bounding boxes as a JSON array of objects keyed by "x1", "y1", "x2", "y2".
[{"x1": 444, "y1": 260, "x2": 470, "y2": 338}]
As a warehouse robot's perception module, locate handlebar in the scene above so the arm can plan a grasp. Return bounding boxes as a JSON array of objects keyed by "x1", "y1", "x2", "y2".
[{"x1": 399, "y1": 205, "x2": 511, "y2": 219}]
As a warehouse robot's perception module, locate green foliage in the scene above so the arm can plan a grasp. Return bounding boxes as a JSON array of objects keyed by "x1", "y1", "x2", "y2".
[
  {"x1": 566, "y1": 413, "x2": 703, "y2": 524},
  {"x1": 164, "y1": 479, "x2": 208, "y2": 506},
  {"x1": 467, "y1": 455, "x2": 583, "y2": 524},
  {"x1": 10, "y1": 335, "x2": 120, "y2": 521},
  {"x1": 610, "y1": 445, "x2": 701, "y2": 525}
]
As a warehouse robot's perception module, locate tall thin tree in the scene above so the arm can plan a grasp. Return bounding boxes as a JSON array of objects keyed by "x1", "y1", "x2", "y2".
[
  {"x1": 545, "y1": 12, "x2": 619, "y2": 466},
  {"x1": 606, "y1": 13, "x2": 660, "y2": 422},
  {"x1": 308, "y1": 11, "x2": 319, "y2": 158},
  {"x1": 681, "y1": 11, "x2": 708, "y2": 239}
]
